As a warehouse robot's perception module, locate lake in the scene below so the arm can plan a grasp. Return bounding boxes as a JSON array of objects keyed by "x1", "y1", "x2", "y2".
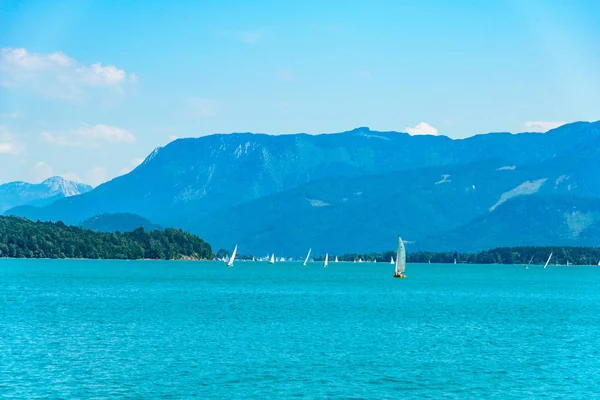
[{"x1": 1, "y1": 259, "x2": 599, "y2": 398}]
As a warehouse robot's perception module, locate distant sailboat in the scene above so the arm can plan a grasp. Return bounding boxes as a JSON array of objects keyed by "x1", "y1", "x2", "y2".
[
  {"x1": 358, "y1": 258, "x2": 363, "y2": 263},
  {"x1": 269, "y1": 254, "x2": 275, "y2": 264},
  {"x1": 597, "y1": 260, "x2": 600, "y2": 266},
  {"x1": 323, "y1": 253, "x2": 328, "y2": 267},
  {"x1": 390, "y1": 256, "x2": 394, "y2": 264},
  {"x1": 227, "y1": 245, "x2": 237, "y2": 267},
  {"x1": 453, "y1": 258, "x2": 457, "y2": 265},
  {"x1": 525, "y1": 255, "x2": 534, "y2": 269},
  {"x1": 393, "y1": 235, "x2": 406, "y2": 278},
  {"x1": 543, "y1": 252, "x2": 553, "y2": 269},
  {"x1": 335, "y1": 256, "x2": 338, "y2": 263},
  {"x1": 303, "y1": 249, "x2": 311, "y2": 266}
]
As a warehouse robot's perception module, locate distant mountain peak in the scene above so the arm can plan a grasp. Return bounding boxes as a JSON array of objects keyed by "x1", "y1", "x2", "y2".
[
  {"x1": 0, "y1": 177, "x2": 92, "y2": 214},
  {"x1": 142, "y1": 147, "x2": 162, "y2": 165},
  {"x1": 40, "y1": 176, "x2": 91, "y2": 197}
]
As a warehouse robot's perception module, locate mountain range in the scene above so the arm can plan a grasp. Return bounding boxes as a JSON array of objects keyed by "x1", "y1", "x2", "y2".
[
  {"x1": 6, "y1": 121, "x2": 600, "y2": 255},
  {"x1": 0, "y1": 177, "x2": 92, "y2": 215}
]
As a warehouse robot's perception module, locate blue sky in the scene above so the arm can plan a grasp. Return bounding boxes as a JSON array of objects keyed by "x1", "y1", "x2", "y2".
[{"x1": 1, "y1": 0, "x2": 599, "y2": 186}]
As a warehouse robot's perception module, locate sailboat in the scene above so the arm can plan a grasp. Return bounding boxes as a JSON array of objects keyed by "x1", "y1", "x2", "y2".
[
  {"x1": 335, "y1": 256, "x2": 338, "y2": 263},
  {"x1": 323, "y1": 253, "x2": 328, "y2": 267},
  {"x1": 453, "y1": 258, "x2": 457, "y2": 265},
  {"x1": 525, "y1": 255, "x2": 534, "y2": 269},
  {"x1": 227, "y1": 245, "x2": 237, "y2": 267},
  {"x1": 597, "y1": 260, "x2": 600, "y2": 266},
  {"x1": 358, "y1": 258, "x2": 363, "y2": 263},
  {"x1": 303, "y1": 249, "x2": 311, "y2": 266},
  {"x1": 543, "y1": 252, "x2": 553, "y2": 269},
  {"x1": 393, "y1": 235, "x2": 406, "y2": 278},
  {"x1": 269, "y1": 254, "x2": 275, "y2": 264},
  {"x1": 390, "y1": 256, "x2": 394, "y2": 264}
]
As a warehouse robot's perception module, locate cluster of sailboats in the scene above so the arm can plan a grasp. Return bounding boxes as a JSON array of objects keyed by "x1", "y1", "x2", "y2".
[
  {"x1": 221, "y1": 238, "x2": 599, "y2": 277},
  {"x1": 525, "y1": 251, "x2": 600, "y2": 268},
  {"x1": 222, "y1": 235, "x2": 408, "y2": 278}
]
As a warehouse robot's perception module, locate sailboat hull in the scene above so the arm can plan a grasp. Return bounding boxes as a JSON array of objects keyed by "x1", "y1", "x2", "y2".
[{"x1": 393, "y1": 274, "x2": 406, "y2": 279}]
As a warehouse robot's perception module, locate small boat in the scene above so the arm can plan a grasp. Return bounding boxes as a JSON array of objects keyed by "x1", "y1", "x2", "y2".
[
  {"x1": 525, "y1": 255, "x2": 534, "y2": 269},
  {"x1": 269, "y1": 254, "x2": 275, "y2": 264},
  {"x1": 303, "y1": 248, "x2": 311, "y2": 266},
  {"x1": 393, "y1": 235, "x2": 406, "y2": 279},
  {"x1": 543, "y1": 252, "x2": 553, "y2": 269},
  {"x1": 390, "y1": 256, "x2": 394, "y2": 264},
  {"x1": 358, "y1": 258, "x2": 363, "y2": 263},
  {"x1": 227, "y1": 245, "x2": 237, "y2": 267},
  {"x1": 566, "y1": 260, "x2": 571, "y2": 266},
  {"x1": 323, "y1": 253, "x2": 328, "y2": 268},
  {"x1": 453, "y1": 258, "x2": 457, "y2": 265},
  {"x1": 335, "y1": 256, "x2": 338, "y2": 263}
]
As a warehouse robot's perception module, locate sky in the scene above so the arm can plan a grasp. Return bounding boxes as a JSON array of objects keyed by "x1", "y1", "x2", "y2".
[{"x1": 1, "y1": 0, "x2": 599, "y2": 186}]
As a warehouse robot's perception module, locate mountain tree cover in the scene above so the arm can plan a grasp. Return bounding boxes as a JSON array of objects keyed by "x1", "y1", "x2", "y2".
[
  {"x1": 331, "y1": 246, "x2": 600, "y2": 265},
  {"x1": 80, "y1": 213, "x2": 162, "y2": 233},
  {"x1": 0, "y1": 216, "x2": 213, "y2": 260}
]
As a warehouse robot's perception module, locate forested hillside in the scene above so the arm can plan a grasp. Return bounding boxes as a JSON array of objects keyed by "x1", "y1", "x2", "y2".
[{"x1": 0, "y1": 216, "x2": 213, "y2": 260}]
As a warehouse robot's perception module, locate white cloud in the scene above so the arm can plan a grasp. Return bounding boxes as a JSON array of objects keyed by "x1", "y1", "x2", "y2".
[
  {"x1": 61, "y1": 172, "x2": 83, "y2": 183},
  {"x1": 353, "y1": 70, "x2": 372, "y2": 80},
  {"x1": 41, "y1": 131, "x2": 91, "y2": 147},
  {"x1": 182, "y1": 97, "x2": 216, "y2": 118},
  {"x1": 278, "y1": 69, "x2": 295, "y2": 82},
  {"x1": 33, "y1": 161, "x2": 54, "y2": 182},
  {"x1": 524, "y1": 121, "x2": 567, "y2": 132},
  {"x1": 216, "y1": 28, "x2": 266, "y2": 44},
  {"x1": 0, "y1": 126, "x2": 24, "y2": 155},
  {"x1": 75, "y1": 124, "x2": 135, "y2": 143},
  {"x1": 0, "y1": 111, "x2": 22, "y2": 119},
  {"x1": 89, "y1": 167, "x2": 108, "y2": 187},
  {"x1": 42, "y1": 124, "x2": 135, "y2": 147},
  {"x1": 405, "y1": 122, "x2": 439, "y2": 136},
  {"x1": 0, "y1": 47, "x2": 137, "y2": 100},
  {"x1": 119, "y1": 157, "x2": 144, "y2": 176},
  {"x1": 239, "y1": 30, "x2": 265, "y2": 44}
]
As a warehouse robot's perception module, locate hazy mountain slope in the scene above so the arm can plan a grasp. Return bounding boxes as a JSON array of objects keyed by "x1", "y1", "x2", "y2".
[
  {"x1": 191, "y1": 147, "x2": 600, "y2": 255},
  {"x1": 80, "y1": 213, "x2": 162, "y2": 233},
  {"x1": 8, "y1": 121, "x2": 600, "y2": 226},
  {"x1": 423, "y1": 195, "x2": 600, "y2": 252},
  {"x1": 191, "y1": 161, "x2": 557, "y2": 255},
  {"x1": 0, "y1": 177, "x2": 92, "y2": 214}
]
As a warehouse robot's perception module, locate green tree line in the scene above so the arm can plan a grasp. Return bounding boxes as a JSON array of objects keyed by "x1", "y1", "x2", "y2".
[
  {"x1": 326, "y1": 246, "x2": 600, "y2": 265},
  {"x1": 0, "y1": 216, "x2": 213, "y2": 260}
]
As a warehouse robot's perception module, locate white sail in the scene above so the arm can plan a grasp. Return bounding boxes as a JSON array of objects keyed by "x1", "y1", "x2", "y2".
[
  {"x1": 598, "y1": 260, "x2": 600, "y2": 266},
  {"x1": 525, "y1": 255, "x2": 534, "y2": 268},
  {"x1": 303, "y1": 248, "x2": 311, "y2": 266},
  {"x1": 335, "y1": 256, "x2": 338, "y2": 263},
  {"x1": 395, "y1": 235, "x2": 406, "y2": 275},
  {"x1": 543, "y1": 252, "x2": 553, "y2": 269},
  {"x1": 269, "y1": 254, "x2": 275, "y2": 264},
  {"x1": 227, "y1": 245, "x2": 237, "y2": 267},
  {"x1": 390, "y1": 256, "x2": 394, "y2": 264},
  {"x1": 324, "y1": 253, "x2": 328, "y2": 267}
]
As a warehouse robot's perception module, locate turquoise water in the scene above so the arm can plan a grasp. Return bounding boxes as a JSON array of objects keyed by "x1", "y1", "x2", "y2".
[{"x1": 1, "y1": 260, "x2": 599, "y2": 399}]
